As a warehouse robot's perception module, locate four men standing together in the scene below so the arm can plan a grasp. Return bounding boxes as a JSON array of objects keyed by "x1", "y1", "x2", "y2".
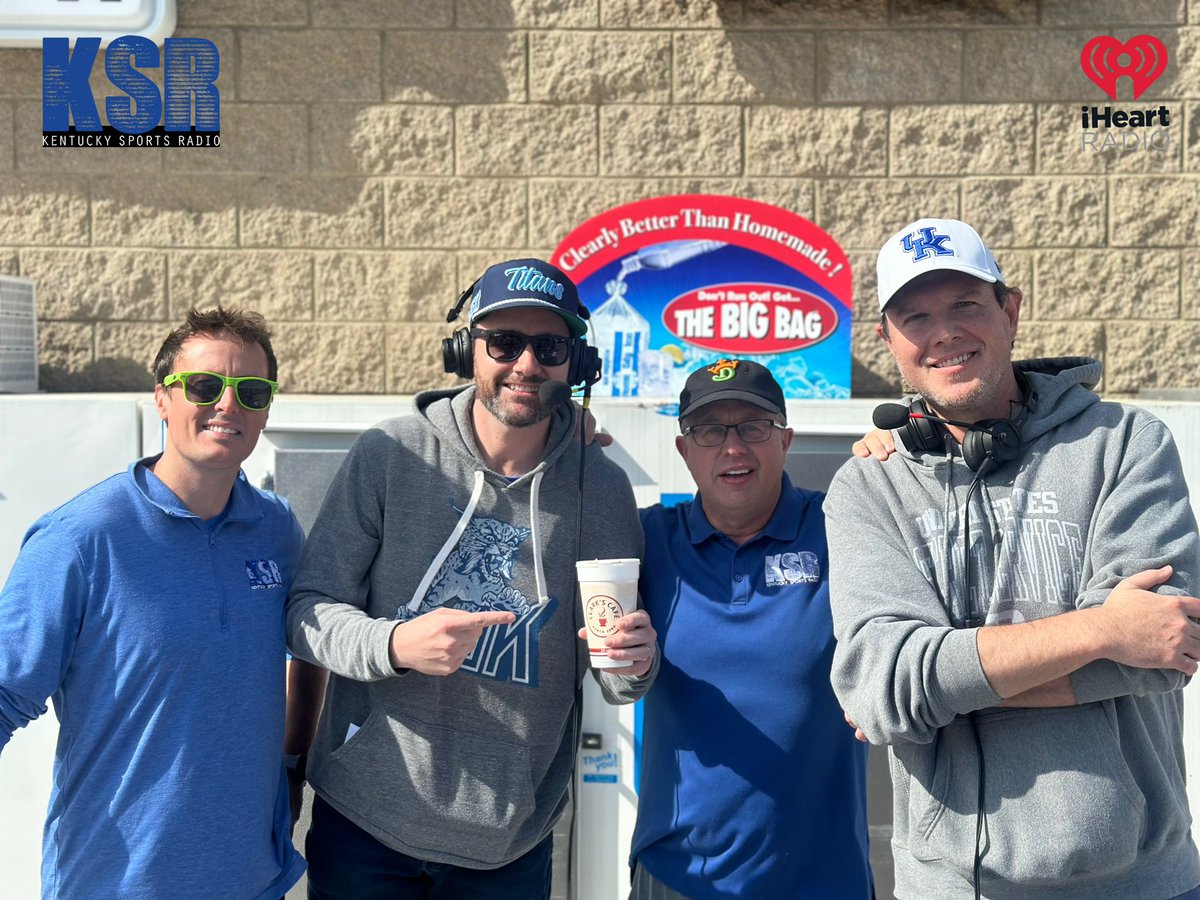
[{"x1": 3, "y1": 223, "x2": 1200, "y2": 899}]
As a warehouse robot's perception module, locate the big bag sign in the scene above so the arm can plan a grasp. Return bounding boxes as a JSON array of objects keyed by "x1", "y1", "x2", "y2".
[{"x1": 552, "y1": 195, "x2": 852, "y2": 400}]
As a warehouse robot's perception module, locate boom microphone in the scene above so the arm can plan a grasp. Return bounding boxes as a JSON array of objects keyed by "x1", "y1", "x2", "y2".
[
  {"x1": 872, "y1": 402, "x2": 989, "y2": 435},
  {"x1": 538, "y1": 380, "x2": 572, "y2": 409}
]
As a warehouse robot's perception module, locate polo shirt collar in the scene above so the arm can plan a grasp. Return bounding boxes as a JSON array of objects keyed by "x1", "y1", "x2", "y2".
[{"x1": 686, "y1": 472, "x2": 802, "y2": 545}]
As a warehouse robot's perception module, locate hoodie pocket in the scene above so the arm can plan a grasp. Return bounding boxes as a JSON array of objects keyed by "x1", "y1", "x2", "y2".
[
  {"x1": 907, "y1": 704, "x2": 1146, "y2": 885},
  {"x1": 325, "y1": 708, "x2": 536, "y2": 862}
]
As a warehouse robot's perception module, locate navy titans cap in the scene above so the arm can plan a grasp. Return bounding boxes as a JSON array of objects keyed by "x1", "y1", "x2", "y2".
[{"x1": 467, "y1": 258, "x2": 589, "y2": 338}]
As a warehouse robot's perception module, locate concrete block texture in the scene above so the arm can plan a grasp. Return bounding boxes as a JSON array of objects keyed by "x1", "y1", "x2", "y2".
[
  {"x1": 601, "y1": 0, "x2": 740, "y2": 28},
  {"x1": 0, "y1": 249, "x2": 16, "y2": 274},
  {"x1": 241, "y1": 31, "x2": 381, "y2": 103},
  {"x1": 385, "y1": 178, "x2": 527, "y2": 247},
  {"x1": 819, "y1": 178, "x2": 961, "y2": 248},
  {"x1": 0, "y1": 104, "x2": 11, "y2": 174},
  {"x1": 242, "y1": 178, "x2": 385, "y2": 249},
  {"x1": 819, "y1": 32, "x2": 962, "y2": 103},
  {"x1": 1040, "y1": 0, "x2": 1185, "y2": 25},
  {"x1": 601, "y1": 105, "x2": 743, "y2": 176},
  {"x1": 37, "y1": 321, "x2": 96, "y2": 391},
  {"x1": 96, "y1": 322, "x2": 173, "y2": 390},
  {"x1": 1111, "y1": 176, "x2": 1200, "y2": 245},
  {"x1": 0, "y1": 176, "x2": 90, "y2": 246},
  {"x1": 0, "y1": 48, "x2": 40, "y2": 100},
  {"x1": 748, "y1": 106, "x2": 886, "y2": 176},
  {"x1": 675, "y1": 31, "x2": 816, "y2": 104},
  {"x1": 891, "y1": 0, "x2": 1036, "y2": 25},
  {"x1": 457, "y1": 106, "x2": 598, "y2": 176},
  {"x1": 963, "y1": 178, "x2": 1106, "y2": 247},
  {"x1": 311, "y1": 0, "x2": 451, "y2": 28},
  {"x1": 1105, "y1": 322, "x2": 1200, "y2": 392},
  {"x1": 530, "y1": 32, "x2": 672, "y2": 104},
  {"x1": 169, "y1": 251, "x2": 314, "y2": 320},
  {"x1": 315, "y1": 251, "x2": 457, "y2": 321},
  {"x1": 273, "y1": 323, "x2": 387, "y2": 393},
  {"x1": 21, "y1": 249, "x2": 166, "y2": 320},
  {"x1": 458, "y1": 0, "x2": 599, "y2": 28},
  {"x1": 1013, "y1": 321, "x2": 1105, "y2": 365},
  {"x1": 387, "y1": 323, "x2": 463, "y2": 394},
  {"x1": 93, "y1": 176, "x2": 240, "y2": 248},
  {"x1": 891, "y1": 105, "x2": 1035, "y2": 175},
  {"x1": 176, "y1": 0, "x2": 306, "y2": 27},
  {"x1": 744, "y1": 0, "x2": 888, "y2": 28},
  {"x1": 1035, "y1": 250, "x2": 1180, "y2": 320},
  {"x1": 312, "y1": 105, "x2": 454, "y2": 176},
  {"x1": 385, "y1": 32, "x2": 527, "y2": 103}
]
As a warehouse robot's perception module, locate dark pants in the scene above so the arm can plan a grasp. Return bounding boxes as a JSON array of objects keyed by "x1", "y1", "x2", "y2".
[{"x1": 306, "y1": 795, "x2": 553, "y2": 900}]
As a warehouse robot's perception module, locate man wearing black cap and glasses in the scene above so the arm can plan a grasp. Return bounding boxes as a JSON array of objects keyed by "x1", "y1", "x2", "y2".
[
  {"x1": 0, "y1": 307, "x2": 318, "y2": 899},
  {"x1": 286, "y1": 258, "x2": 658, "y2": 899},
  {"x1": 629, "y1": 358, "x2": 873, "y2": 900}
]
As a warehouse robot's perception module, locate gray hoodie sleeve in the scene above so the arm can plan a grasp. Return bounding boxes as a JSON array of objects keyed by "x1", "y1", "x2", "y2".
[
  {"x1": 826, "y1": 461, "x2": 1002, "y2": 746},
  {"x1": 286, "y1": 429, "x2": 399, "y2": 681},
  {"x1": 1068, "y1": 417, "x2": 1196, "y2": 702}
]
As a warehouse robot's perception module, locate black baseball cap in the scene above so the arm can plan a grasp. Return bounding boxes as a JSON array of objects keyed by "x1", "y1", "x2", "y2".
[{"x1": 678, "y1": 359, "x2": 786, "y2": 421}]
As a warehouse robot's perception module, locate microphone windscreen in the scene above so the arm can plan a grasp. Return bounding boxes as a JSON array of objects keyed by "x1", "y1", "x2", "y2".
[
  {"x1": 872, "y1": 402, "x2": 912, "y2": 431},
  {"x1": 538, "y1": 380, "x2": 572, "y2": 409}
]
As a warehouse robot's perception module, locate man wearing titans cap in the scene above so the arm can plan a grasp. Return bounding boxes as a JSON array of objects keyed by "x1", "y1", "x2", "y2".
[
  {"x1": 629, "y1": 359, "x2": 873, "y2": 899},
  {"x1": 827, "y1": 218, "x2": 1200, "y2": 899},
  {"x1": 286, "y1": 259, "x2": 658, "y2": 898}
]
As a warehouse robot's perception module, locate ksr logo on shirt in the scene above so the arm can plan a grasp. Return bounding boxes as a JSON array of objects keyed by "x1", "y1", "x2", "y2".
[
  {"x1": 764, "y1": 551, "x2": 820, "y2": 586},
  {"x1": 245, "y1": 559, "x2": 283, "y2": 590}
]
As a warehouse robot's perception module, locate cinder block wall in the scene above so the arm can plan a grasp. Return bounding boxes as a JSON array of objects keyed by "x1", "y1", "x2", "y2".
[{"x1": 0, "y1": 0, "x2": 1196, "y2": 397}]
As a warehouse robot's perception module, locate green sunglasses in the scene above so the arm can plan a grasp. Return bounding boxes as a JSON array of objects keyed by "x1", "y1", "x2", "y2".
[{"x1": 162, "y1": 371, "x2": 278, "y2": 411}]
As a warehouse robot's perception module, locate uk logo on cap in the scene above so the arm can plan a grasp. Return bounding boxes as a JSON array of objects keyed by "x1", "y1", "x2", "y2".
[
  {"x1": 900, "y1": 227, "x2": 954, "y2": 261},
  {"x1": 876, "y1": 218, "x2": 1004, "y2": 312}
]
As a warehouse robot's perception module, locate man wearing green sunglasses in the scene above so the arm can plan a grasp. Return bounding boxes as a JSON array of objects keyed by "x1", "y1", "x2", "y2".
[{"x1": 0, "y1": 306, "x2": 323, "y2": 899}]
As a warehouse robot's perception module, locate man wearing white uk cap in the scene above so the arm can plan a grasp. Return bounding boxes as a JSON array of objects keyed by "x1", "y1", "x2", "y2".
[{"x1": 826, "y1": 217, "x2": 1200, "y2": 899}]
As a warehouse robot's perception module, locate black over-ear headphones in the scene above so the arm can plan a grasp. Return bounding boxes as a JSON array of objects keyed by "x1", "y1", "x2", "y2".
[
  {"x1": 440, "y1": 282, "x2": 602, "y2": 388},
  {"x1": 897, "y1": 397, "x2": 1024, "y2": 473}
]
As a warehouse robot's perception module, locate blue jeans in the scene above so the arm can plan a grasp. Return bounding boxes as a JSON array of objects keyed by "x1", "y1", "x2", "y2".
[{"x1": 306, "y1": 795, "x2": 553, "y2": 900}]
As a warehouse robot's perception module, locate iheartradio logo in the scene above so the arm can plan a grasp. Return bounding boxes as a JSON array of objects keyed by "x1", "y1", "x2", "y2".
[{"x1": 1080, "y1": 35, "x2": 1168, "y2": 101}]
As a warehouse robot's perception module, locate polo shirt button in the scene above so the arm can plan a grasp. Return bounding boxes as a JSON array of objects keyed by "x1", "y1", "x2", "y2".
[{"x1": 734, "y1": 574, "x2": 743, "y2": 582}]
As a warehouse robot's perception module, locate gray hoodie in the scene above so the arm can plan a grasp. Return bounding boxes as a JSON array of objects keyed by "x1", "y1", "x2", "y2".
[
  {"x1": 286, "y1": 386, "x2": 654, "y2": 868},
  {"x1": 826, "y1": 357, "x2": 1200, "y2": 899}
]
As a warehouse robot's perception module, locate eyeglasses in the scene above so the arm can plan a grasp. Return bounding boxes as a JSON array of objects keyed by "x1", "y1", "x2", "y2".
[
  {"x1": 682, "y1": 419, "x2": 787, "y2": 447},
  {"x1": 470, "y1": 328, "x2": 570, "y2": 367},
  {"x1": 162, "y1": 371, "x2": 278, "y2": 411}
]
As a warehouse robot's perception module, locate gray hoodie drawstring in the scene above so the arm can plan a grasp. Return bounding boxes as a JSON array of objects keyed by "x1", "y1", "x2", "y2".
[
  {"x1": 405, "y1": 467, "x2": 551, "y2": 615},
  {"x1": 405, "y1": 470, "x2": 486, "y2": 615}
]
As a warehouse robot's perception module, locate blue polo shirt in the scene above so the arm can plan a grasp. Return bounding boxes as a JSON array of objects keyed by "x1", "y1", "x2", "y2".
[
  {"x1": 631, "y1": 474, "x2": 872, "y2": 899},
  {"x1": 0, "y1": 459, "x2": 305, "y2": 899}
]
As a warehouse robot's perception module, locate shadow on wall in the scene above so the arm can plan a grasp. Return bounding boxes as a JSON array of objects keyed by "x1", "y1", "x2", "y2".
[{"x1": 39, "y1": 358, "x2": 154, "y2": 392}]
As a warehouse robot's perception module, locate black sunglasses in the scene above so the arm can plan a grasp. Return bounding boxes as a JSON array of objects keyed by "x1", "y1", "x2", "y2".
[{"x1": 470, "y1": 328, "x2": 571, "y2": 367}]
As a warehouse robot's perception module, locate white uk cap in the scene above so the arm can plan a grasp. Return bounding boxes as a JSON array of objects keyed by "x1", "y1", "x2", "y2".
[{"x1": 877, "y1": 218, "x2": 1004, "y2": 311}]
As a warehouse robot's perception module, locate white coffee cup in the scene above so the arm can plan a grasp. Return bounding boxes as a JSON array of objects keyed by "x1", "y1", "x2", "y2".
[{"x1": 575, "y1": 558, "x2": 640, "y2": 669}]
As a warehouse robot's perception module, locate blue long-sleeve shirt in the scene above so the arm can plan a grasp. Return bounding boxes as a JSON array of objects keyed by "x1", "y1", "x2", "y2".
[{"x1": 0, "y1": 459, "x2": 305, "y2": 900}]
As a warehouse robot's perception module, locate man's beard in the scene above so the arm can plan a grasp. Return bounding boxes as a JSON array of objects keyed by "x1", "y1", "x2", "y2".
[{"x1": 476, "y1": 376, "x2": 553, "y2": 427}]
